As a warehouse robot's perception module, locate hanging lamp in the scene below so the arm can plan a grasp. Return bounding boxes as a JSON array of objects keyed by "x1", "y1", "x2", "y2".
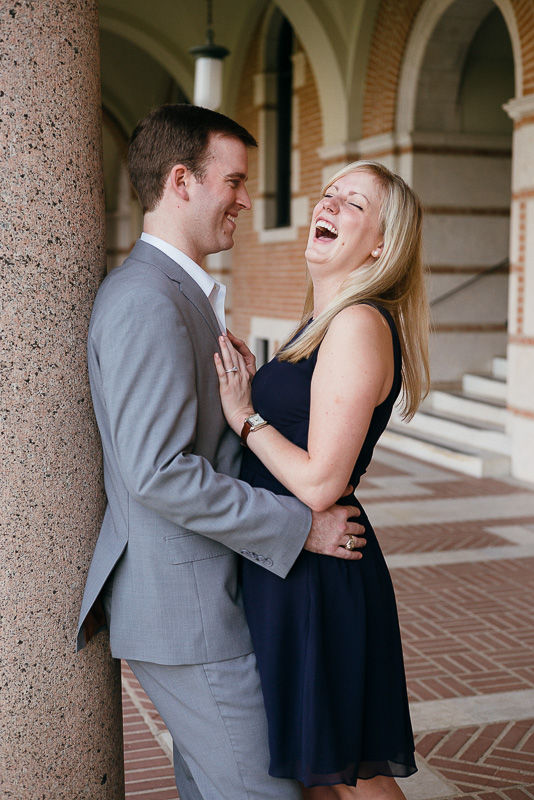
[{"x1": 189, "y1": 0, "x2": 229, "y2": 110}]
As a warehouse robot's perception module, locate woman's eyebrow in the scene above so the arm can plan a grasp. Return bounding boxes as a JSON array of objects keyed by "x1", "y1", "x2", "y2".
[{"x1": 348, "y1": 191, "x2": 370, "y2": 203}]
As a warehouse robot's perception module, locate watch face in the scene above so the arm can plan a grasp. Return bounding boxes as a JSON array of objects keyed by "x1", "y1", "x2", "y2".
[{"x1": 247, "y1": 413, "x2": 265, "y2": 426}]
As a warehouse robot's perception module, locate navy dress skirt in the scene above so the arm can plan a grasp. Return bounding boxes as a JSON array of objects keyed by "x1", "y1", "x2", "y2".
[{"x1": 240, "y1": 305, "x2": 417, "y2": 788}]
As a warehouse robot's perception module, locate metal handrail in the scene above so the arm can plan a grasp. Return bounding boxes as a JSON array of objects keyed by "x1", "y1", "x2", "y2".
[{"x1": 430, "y1": 258, "x2": 509, "y2": 307}]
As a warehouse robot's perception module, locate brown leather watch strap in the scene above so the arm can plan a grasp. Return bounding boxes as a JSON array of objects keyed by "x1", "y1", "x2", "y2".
[
  {"x1": 240, "y1": 418, "x2": 254, "y2": 447},
  {"x1": 240, "y1": 414, "x2": 269, "y2": 447}
]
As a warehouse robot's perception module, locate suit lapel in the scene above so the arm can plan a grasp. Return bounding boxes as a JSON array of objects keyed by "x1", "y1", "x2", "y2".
[{"x1": 129, "y1": 239, "x2": 223, "y2": 342}]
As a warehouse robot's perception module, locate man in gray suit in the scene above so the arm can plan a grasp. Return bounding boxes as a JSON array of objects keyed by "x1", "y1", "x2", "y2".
[{"x1": 77, "y1": 104, "x2": 365, "y2": 799}]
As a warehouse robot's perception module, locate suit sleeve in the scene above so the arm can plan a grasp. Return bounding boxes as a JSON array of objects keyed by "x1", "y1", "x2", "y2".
[{"x1": 90, "y1": 281, "x2": 311, "y2": 579}]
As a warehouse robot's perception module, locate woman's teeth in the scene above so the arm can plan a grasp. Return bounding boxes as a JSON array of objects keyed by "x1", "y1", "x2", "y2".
[{"x1": 315, "y1": 220, "x2": 338, "y2": 239}]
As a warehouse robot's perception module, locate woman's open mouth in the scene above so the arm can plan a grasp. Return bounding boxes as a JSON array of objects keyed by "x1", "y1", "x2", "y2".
[{"x1": 315, "y1": 219, "x2": 338, "y2": 241}]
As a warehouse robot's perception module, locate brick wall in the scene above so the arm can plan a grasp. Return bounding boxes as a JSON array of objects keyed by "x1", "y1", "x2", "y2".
[
  {"x1": 361, "y1": 0, "x2": 423, "y2": 139},
  {"x1": 514, "y1": 0, "x2": 534, "y2": 94}
]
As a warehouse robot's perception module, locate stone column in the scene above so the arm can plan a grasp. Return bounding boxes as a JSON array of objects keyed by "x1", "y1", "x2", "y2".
[
  {"x1": 0, "y1": 2, "x2": 124, "y2": 798},
  {"x1": 504, "y1": 95, "x2": 534, "y2": 483}
]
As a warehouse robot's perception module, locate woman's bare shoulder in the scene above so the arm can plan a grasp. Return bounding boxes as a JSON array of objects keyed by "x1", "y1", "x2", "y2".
[{"x1": 324, "y1": 303, "x2": 389, "y2": 341}]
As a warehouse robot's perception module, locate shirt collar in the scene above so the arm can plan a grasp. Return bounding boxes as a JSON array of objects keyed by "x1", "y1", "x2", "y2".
[
  {"x1": 141, "y1": 232, "x2": 226, "y2": 331},
  {"x1": 141, "y1": 232, "x2": 215, "y2": 297}
]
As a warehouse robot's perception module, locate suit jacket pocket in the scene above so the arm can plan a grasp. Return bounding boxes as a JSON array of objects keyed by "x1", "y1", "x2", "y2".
[{"x1": 165, "y1": 532, "x2": 232, "y2": 564}]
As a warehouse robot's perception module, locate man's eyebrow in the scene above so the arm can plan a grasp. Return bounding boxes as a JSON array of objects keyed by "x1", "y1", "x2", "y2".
[{"x1": 225, "y1": 172, "x2": 248, "y2": 180}]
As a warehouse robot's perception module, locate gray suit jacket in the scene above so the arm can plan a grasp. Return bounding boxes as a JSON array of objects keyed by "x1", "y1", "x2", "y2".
[{"x1": 77, "y1": 240, "x2": 311, "y2": 664}]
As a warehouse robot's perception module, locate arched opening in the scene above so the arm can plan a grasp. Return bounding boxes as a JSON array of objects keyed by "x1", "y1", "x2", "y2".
[{"x1": 409, "y1": 0, "x2": 514, "y2": 387}]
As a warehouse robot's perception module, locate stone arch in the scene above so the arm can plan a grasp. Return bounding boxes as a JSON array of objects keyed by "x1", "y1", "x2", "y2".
[
  {"x1": 393, "y1": 0, "x2": 516, "y2": 386},
  {"x1": 362, "y1": 0, "x2": 530, "y2": 139},
  {"x1": 99, "y1": 12, "x2": 194, "y2": 100},
  {"x1": 396, "y1": 0, "x2": 523, "y2": 133}
]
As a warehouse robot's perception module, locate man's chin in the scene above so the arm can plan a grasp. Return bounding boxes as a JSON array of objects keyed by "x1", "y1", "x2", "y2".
[{"x1": 220, "y1": 235, "x2": 235, "y2": 251}]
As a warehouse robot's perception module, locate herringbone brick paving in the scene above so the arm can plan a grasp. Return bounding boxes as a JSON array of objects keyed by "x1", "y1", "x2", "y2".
[
  {"x1": 416, "y1": 720, "x2": 534, "y2": 794},
  {"x1": 121, "y1": 450, "x2": 534, "y2": 799}
]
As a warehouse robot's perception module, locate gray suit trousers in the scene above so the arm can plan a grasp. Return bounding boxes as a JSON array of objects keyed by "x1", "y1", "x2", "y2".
[{"x1": 104, "y1": 589, "x2": 299, "y2": 800}]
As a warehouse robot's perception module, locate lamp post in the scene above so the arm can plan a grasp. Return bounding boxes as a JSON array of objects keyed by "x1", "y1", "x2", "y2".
[{"x1": 189, "y1": 0, "x2": 229, "y2": 110}]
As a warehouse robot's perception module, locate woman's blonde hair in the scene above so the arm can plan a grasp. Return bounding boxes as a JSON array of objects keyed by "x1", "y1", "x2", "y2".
[{"x1": 278, "y1": 160, "x2": 430, "y2": 420}]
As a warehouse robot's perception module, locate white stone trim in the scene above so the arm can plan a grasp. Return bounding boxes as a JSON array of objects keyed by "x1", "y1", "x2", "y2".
[
  {"x1": 256, "y1": 225, "x2": 299, "y2": 244},
  {"x1": 317, "y1": 141, "x2": 361, "y2": 162},
  {"x1": 249, "y1": 316, "x2": 299, "y2": 364},
  {"x1": 291, "y1": 194, "x2": 309, "y2": 227},
  {"x1": 253, "y1": 195, "x2": 309, "y2": 243},
  {"x1": 292, "y1": 50, "x2": 306, "y2": 90},
  {"x1": 503, "y1": 94, "x2": 534, "y2": 122}
]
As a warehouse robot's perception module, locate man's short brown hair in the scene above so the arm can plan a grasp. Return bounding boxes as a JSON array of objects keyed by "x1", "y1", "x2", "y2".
[{"x1": 127, "y1": 104, "x2": 258, "y2": 214}]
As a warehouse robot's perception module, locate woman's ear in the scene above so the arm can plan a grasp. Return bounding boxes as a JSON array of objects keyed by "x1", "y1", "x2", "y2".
[{"x1": 371, "y1": 243, "x2": 384, "y2": 259}]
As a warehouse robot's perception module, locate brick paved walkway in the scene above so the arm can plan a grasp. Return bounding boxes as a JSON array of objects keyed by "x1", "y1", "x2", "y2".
[{"x1": 122, "y1": 448, "x2": 534, "y2": 799}]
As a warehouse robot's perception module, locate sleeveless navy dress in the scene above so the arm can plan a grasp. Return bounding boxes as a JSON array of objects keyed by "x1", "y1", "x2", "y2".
[{"x1": 240, "y1": 306, "x2": 417, "y2": 788}]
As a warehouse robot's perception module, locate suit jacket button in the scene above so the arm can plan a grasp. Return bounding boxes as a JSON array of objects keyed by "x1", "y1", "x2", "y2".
[
  {"x1": 265, "y1": 559, "x2": 273, "y2": 567},
  {"x1": 240, "y1": 549, "x2": 250, "y2": 556}
]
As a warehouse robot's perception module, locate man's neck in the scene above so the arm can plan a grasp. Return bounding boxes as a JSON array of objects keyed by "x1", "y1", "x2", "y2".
[{"x1": 143, "y1": 215, "x2": 205, "y2": 266}]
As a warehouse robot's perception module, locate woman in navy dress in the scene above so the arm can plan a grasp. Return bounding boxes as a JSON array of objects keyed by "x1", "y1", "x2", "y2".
[{"x1": 214, "y1": 161, "x2": 430, "y2": 800}]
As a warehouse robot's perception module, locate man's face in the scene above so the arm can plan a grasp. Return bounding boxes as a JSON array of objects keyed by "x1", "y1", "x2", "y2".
[{"x1": 183, "y1": 134, "x2": 251, "y2": 264}]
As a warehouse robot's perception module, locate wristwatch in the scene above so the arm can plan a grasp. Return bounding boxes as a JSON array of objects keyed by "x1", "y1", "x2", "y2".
[{"x1": 241, "y1": 412, "x2": 269, "y2": 447}]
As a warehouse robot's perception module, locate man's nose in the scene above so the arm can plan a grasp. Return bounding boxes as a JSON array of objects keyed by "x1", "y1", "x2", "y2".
[{"x1": 238, "y1": 184, "x2": 251, "y2": 210}]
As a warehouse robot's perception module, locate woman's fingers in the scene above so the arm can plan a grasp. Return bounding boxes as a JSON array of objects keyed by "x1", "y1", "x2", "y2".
[
  {"x1": 234, "y1": 347, "x2": 248, "y2": 377},
  {"x1": 219, "y1": 335, "x2": 246, "y2": 375},
  {"x1": 213, "y1": 352, "x2": 227, "y2": 380},
  {"x1": 226, "y1": 330, "x2": 256, "y2": 375},
  {"x1": 219, "y1": 335, "x2": 237, "y2": 372}
]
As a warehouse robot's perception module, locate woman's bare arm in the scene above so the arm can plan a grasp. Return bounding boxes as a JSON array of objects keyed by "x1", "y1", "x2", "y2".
[{"x1": 215, "y1": 304, "x2": 394, "y2": 511}]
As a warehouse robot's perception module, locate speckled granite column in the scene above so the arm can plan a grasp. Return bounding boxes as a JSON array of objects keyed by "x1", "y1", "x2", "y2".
[{"x1": 0, "y1": 2, "x2": 124, "y2": 797}]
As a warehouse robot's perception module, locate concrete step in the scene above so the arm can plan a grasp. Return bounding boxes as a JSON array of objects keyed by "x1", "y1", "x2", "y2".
[
  {"x1": 380, "y1": 355, "x2": 511, "y2": 477},
  {"x1": 462, "y1": 372, "x2": 507, "y2": 402},
  {"x1": 430, "y1": 389, "x2": 508, "y2": 427},
  {"x1": 380, "y1": 425, "x2": 511, "y2": 477},
  {"x1": 492, "y1": 356, "x2": 508, "y2": 381},
  {"x1": 391, "y1": 405, "x2": 511, "y2": 456}
]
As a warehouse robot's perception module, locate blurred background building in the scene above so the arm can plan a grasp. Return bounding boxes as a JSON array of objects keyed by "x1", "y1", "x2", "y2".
[{"x1": 101, "y1": 0, "x2": 533, "y2": 483}]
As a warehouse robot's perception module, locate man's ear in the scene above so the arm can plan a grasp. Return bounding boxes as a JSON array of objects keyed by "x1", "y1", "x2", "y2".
[{"x1": 169, "y1": 164, "x2": 189, "y2": 200}]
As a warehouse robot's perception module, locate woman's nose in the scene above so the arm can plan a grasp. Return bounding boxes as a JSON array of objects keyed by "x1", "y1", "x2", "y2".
[{"x1": 323, "y1": 197, "x2": 338, "y2": 213}]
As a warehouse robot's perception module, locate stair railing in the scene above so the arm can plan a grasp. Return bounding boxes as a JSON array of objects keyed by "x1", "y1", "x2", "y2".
[{"x1": 430, "y1": 258, "x2": 509, "y2": 307}]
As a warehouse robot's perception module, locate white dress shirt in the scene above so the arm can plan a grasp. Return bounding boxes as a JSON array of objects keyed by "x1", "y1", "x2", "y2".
[{"x1": 141, "y1": 232, "x2": 226, "y2": 332}]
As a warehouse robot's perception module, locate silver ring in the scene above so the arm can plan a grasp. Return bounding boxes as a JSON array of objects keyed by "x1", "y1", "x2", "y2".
[
  {"x1": 344, "y1": 535, "x2": 357, "y2": 551},
  {"x1": 225, "y1": 367, "x2": 238, "y2": 373}
]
